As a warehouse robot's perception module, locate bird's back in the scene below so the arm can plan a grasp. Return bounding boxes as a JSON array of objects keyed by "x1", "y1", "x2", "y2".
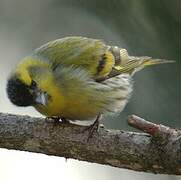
[{"x1": 33, "y1": 36, "x2": 115, "y2": 80}]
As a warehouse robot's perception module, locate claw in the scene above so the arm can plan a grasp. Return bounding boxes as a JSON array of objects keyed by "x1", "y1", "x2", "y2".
[
  {"x1": 45, "y1": 117, "x2": 70, "y2": 124},
  {"x1": 83, "y1": 114, "x2": 102, "y2": 141}
]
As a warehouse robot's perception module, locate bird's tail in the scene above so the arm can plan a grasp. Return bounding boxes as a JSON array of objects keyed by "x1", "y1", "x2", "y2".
[
  {"x1": 139, "y1": 57, "x2": 175, "y2": 66},
  {"x1": 107, "y1": 47, "x2": 175, "y2": 79},
  {"x1": 111, "y1": 56, "x2": 174, "y2": 77}
]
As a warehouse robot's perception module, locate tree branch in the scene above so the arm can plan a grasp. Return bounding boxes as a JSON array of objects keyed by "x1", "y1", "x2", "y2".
[{"x1": 0, "y1": 113, "x2": 180, "y2": 175}]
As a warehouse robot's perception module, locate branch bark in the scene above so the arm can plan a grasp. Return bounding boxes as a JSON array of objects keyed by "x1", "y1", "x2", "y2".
[{"x1": 0, "y1": 113, "x2": 180, "y2": 175}]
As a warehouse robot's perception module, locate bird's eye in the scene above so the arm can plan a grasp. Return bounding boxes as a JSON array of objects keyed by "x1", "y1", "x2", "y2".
[{"x1": 31, "y1": 80, "x2": 37, "y2": 88}]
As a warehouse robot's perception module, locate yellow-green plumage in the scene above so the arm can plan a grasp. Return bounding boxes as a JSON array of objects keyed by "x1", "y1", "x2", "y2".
[
  {"x1": 33, "y1": 36, "x2": 114, "y2": 80},
  {"x1": 7, "y1": 36, "x2": 174, "y2": 120}
]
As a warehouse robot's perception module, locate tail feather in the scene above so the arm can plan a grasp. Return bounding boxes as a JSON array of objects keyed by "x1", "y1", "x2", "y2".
[
  {"x1": 109, "y1": 56, "x2": 175, "y2": 78},
  {"x1": 141, "y1": 57, "x2": 175, "y2": 66}
]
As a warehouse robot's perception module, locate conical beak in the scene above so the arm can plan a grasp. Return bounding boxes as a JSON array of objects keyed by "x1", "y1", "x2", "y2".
[{"x1": 35, "y1": 92, "x2": 48, "y2": 106}]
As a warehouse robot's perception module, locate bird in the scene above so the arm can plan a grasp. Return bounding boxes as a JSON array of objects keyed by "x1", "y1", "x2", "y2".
[{"x1": 6, "y1": 36, "x2": 174, "y2": 129}]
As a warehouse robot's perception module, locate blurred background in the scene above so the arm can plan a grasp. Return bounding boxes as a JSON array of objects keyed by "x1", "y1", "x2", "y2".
[{"x1": 0, "y1": 0, "x2": 180, "y2": 179}]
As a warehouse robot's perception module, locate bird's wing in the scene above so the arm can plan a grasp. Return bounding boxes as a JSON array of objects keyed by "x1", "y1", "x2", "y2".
[
  {"x1": 33, "y1": 36, "x2": 115, "y2": 80},
  {"x1": 52, "y1": 65, "x2": 132, "y2": 119}
]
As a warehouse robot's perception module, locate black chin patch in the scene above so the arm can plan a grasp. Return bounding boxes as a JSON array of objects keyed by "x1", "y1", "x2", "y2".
[{"x1": 7, "y1": 77, "x2": 34, "y2": 106}]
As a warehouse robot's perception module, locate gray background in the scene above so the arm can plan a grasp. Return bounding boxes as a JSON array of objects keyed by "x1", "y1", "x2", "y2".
[{"x1": 0, "y1": 0, "x2": 180, "y2": 179}]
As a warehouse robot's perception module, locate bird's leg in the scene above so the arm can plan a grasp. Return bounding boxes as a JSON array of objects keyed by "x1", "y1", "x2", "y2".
[
  {"x1": 45, "y1": 116, "x2": 70, "y2": 124},
  {"x1": 60, "y1": 117, "x2": 70, "y2": 124},
  {"x1": 45, "y1": 116, "x2": 61, "y2": 123},
  {"x1": 83, "y1": 113, "x2": 102, "y2": 140}
]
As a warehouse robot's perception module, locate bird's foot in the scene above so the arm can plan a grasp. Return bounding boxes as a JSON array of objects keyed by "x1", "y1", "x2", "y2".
[
  {"x1": 45, "y1": 116, "x2": 70, "y2": 124},
  {"x1": 82, "y1": 114, "x2": 101, "y2": 141},
  {"x1": 60, "y1": 117, "x2": 70, "y2": 124}
]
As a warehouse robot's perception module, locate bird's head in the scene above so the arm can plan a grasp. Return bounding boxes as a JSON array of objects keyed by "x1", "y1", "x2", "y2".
[{"x1": 6, "y1": 58, "x2": 51, "y2": 107}]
